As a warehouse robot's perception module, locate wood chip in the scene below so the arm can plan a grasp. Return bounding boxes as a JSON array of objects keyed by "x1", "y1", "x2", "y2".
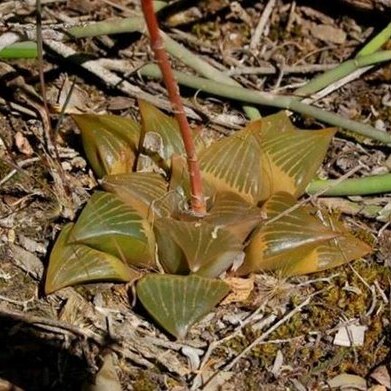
[
  {"x1": 333, "y1": 324, "x2": 367, "y2": 347},
  {"x1": 48, "y1": 74, "x2": 91, "y2": 114},
  {"x1": 327, "y1": 374, "x2": 367, "y2": 390},
  {"x1": 271, "y1": 350, "x2": 284, "y2": 377},
  {"x1": 7, "y1": 243, "x2": 44, "y2": 280},
  {"x1": 18, "y1": 234, "x2": 46, "y2": 254},
  {"x1": 15, "y1": 131, "x2": 33, "y2": 156},
  {"x1": 201, "y1": 370, "x2": 234, "y2": 391},
  {"x1": 369, "y1": 386, "x2": 388, "y2": 391},
  {"x1": 0, "y1": 377, "x2": 24, "y2": 391},
  {"x1": 107, "y1": 96, "x2": 134, "y2": 111},
  {"x1": 83, "y1": 353, "x2": 122, "y2": 391},
  {"x1": 370, "y1": 366, "x2": 391, "y2": 389},
  {"x1": 311, "y1": 24, "x2": 347, "y2": 44},
  {"x1": 181, "y1": 346, "x2": 204, "y2": 371}
]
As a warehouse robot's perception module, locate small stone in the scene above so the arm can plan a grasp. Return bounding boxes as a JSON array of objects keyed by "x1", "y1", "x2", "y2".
[{"x1": 375, "y1": 119, "x2": 386, "y2": 131}]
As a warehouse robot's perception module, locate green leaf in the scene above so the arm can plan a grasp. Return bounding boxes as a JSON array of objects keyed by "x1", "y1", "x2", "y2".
[
  {"x1": 138, "y1": 99, "x2": 185, "y2": 161},
  {"x1": 199, "y1": 112, "x2": 335, "y2": 204},
  {"x1": 199, "y1": 121, "x2": 263, "y2": 204},
  {"x1": 70, "y1": 191, "x2": 156, "y2": 268},
  {"x1": 102, "y1": 172, "x2": 173, "y2": 219},
  {"x1": 204, "y1": 191, "x2": 263, "y2": 241},
  {"x1": 136, "y1": 274, "x2": 229, "y2": 339},
  {"x1": 309, "y1": 215, "x2": 372, "y2": 274},
  {"x1": 255, "y1": 112, "x2": 336, "y2": 200},
  {"x1": 72, "y1": 113, "x2": 140, "y2": 178},
  {"x1": 0, "y1": 41, "x2": 37, "y2": 59},
  {"x1": 239, "y1": 192, "x2": 371, "y2": 276},
  {"x1": 45, "y1": 223, "x2": 137, "y2": 294},
  {"x1": 154, "y1": 218, "x2": 244, "y2": 277}
]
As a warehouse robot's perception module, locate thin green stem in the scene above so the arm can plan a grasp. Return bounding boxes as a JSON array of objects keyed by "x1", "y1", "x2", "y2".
[
  {"x1": 0, "y1": 41, "x2": 37, "y2": 58},
  {"x1": 358, "y1": 21, "x2": 391, "y2": 56},
  {"x1": 67, "y1": 0, "x2": 165, "y2": 38},
  {"x1": 67, "y1": 16, "x2": 260, "y2": 120},
  {"x1": 294, "y1": 22, "x2": 391, "y2": 98},
  {"x1": 19, "y1": 11, "x2": 391, "y2": 135},
  {"x1": 307, "y1": 173, "x2": 391, "y2": 196},
  {"x1": 36, "y1": 0, "x2": 50, "y2": 117},
  {"x1": 52, "y1": 15, "x2": 391, "y2": 120},
  {"x1": 162, "y1": 32, "x2": 260, "y2": 119},
  {"x1": 68, "y1": 17, "x2": 144, "y2": 38},
  {"x1": 294, "y1": 50, "x2": 391, "y2": 97},
  {"x1": 140, "y1": 64, "x2": 391, "y2": 144}
]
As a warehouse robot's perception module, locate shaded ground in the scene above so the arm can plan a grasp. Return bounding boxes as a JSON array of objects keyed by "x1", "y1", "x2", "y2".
[{"x1": 0, "y1": 0, "x2": 390, "y2": 390}]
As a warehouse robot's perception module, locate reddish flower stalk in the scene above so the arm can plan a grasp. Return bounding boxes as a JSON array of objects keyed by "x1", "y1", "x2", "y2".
[{"x1": 141, "y1": 0, "x2": 206, "y2": 215}]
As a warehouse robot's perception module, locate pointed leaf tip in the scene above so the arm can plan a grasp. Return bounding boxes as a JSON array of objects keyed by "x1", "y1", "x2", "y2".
[
  {"x1": 199, "y1": 121, "x2": 263, "y2": 203},
  {"x1": 136, "y1": 274, "x2": 229, "y2": 339},
  {"x1": 102, "y1": 172, "x2": 171, "y2": 219},
  {"x1": 204, "y1": 191, "x2": 263, "y2": 241},
  {"x1": 72, "y1": 113, "x2": 140, "y2": 178},
  {"x1": 70, "y1": 191, "x2": 156, "y2": 268},
  {"x1": 199, "y1": 112, "x2": 335, "y2": 204},
  {"x1": 138, "y1": 99, "x2": 185, "y2": 162},
  {"x1": 45, "y1": 223, "x2": 137, "y2": 294},
  {"x1": 239, "y1": 192, "x2": 372, "y2": 276},
  {"x1": 256, "y1": 112, "x2": 336, "y2": 199},
  {"x1": 154, "y1": 218, "x2": 244, "y2": 277}
]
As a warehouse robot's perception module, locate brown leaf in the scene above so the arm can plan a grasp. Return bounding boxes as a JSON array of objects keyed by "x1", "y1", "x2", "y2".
[
  {"x1": 221, "y1": 276, "x2": 255, "y2": 304},
  {"x1": 15, "y1": 131, "x2": 33, "y2": 155}
]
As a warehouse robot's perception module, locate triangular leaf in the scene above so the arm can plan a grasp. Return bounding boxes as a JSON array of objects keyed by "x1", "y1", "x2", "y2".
[
  {"x1": 70, "y1": 191, "x2": 156, "y2": 268},
  {"x1": 72, "y1": 113, "x2": 140, "y2": 178},
  {"x1": 102, "y1": 172, "x2": 173, "y2": 219},
  {"x1": 311, "y1": 215, "x2": 372, "y2": 274},
  {"x1": 199, "y1": 121, "x2": 263, "y2": 204},
  {"x1": 136, "y1": 274, "x2": 229, "y2": 339},
  {"x1": 154, "y1": 218, "x2": 244, "y2": 277},
  {"x1": 45, "y1": 223, "x2": 137, "y2": 294},
  {"x1": 199, "y1": 112, "x2": 335, "y2": 204},
  {"x1": 238, "y1": 192, "x2": 371, "y2": 276},
  {"x1": 255, "y1": 112, "x2": 336, "y2": 200},
  {"x1": 138, "y1": 99, "x2": 185, "y2": 161},
  {"x1": 204, "y1": 191, "x2": 263, "y2": 241},
  {"x1": 238, "y1": 192, "x2": 338, "y2": 275}
]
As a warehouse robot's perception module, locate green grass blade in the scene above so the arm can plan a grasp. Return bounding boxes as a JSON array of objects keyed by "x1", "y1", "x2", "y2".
[
  {"x1": 140, "y1": 64, "x2": 391, "y2": 144},
  {"x1": 358, "y1": 21, "x2": 391, "y2": 56},
  {"x1": 0, "y1": 41, "x2": 38, "y2": 59},
  {"x1": 307, "y1": 173, "x2": 391, "y2": 196}
]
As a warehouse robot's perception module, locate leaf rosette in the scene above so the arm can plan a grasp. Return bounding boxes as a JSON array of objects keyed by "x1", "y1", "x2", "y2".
[{"x1": 45, "y1": 101, "x2": 371, "y2": 337}]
